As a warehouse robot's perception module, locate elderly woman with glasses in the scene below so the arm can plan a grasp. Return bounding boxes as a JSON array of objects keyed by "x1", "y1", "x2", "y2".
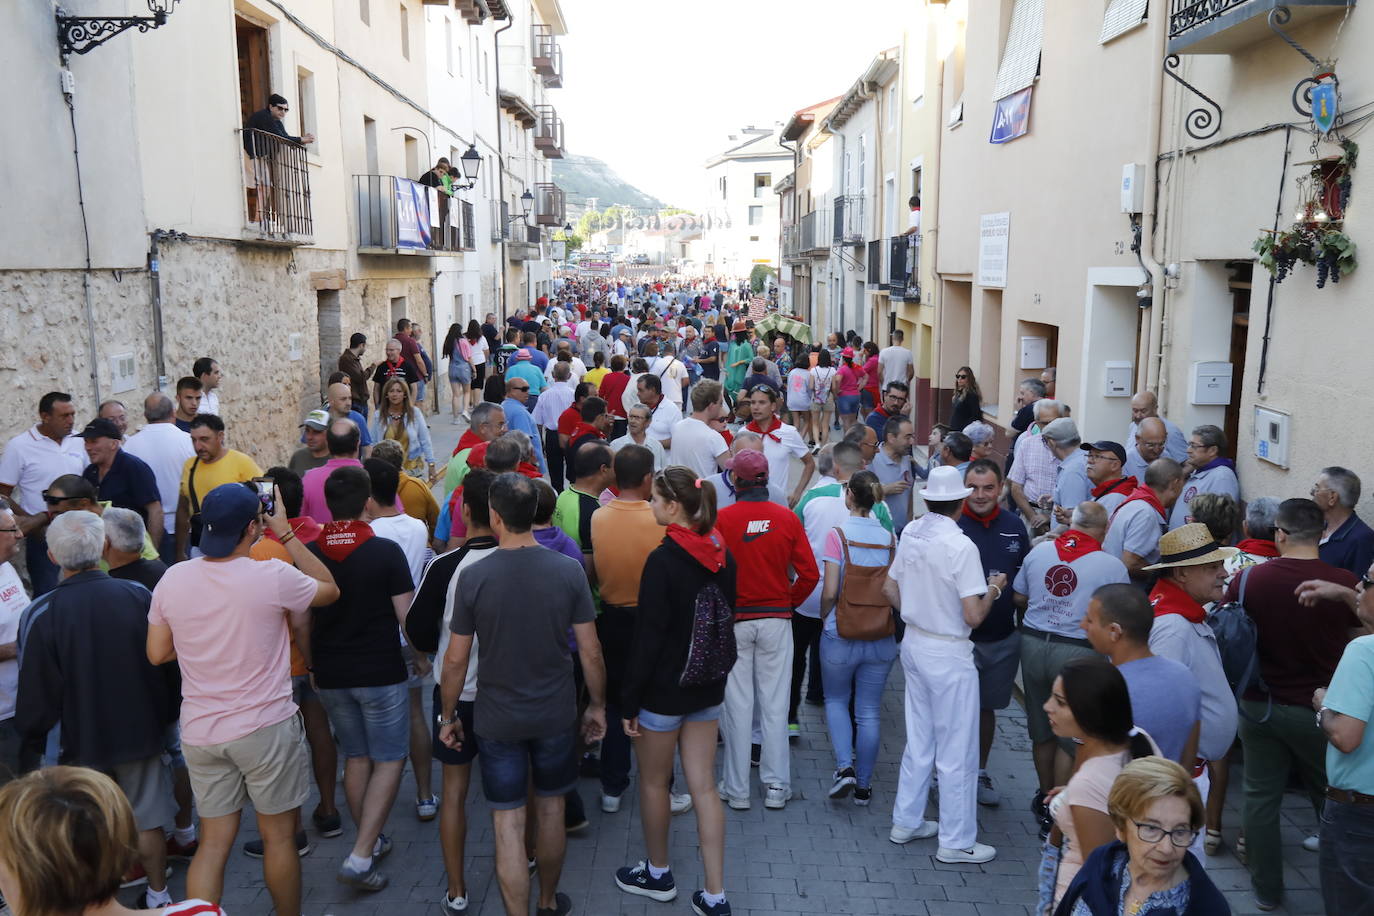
[{"x1": 1053, "y1": 757, "x2": 1230, "y2": 915}]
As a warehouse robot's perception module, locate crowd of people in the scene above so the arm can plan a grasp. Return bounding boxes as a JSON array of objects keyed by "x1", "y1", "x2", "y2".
[{"x1": 0, "y1": 277, "x2": 1370, "y2": 916}]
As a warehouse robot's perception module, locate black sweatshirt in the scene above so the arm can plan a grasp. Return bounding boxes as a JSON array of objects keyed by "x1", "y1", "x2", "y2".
[{"x1": 621, "y1": 538, "x2": 737, "y2": 716}]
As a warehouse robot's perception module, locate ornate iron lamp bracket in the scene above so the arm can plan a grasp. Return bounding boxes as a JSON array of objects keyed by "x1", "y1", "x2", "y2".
[
  {"x1": 1269, "y1": 7, "x2": 1342, "y2": 122},
  {"x1": 1163, "y1": 54, "x2": 1223, "y2": 141},
  {"x1": 55, "y1": 3, "x2": 175, "y2": 58}
]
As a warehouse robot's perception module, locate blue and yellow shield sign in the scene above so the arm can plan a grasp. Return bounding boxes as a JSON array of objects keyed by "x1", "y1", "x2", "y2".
[{"x1": 1312, "y1": 82, "x2": 1338, "y2": 134}]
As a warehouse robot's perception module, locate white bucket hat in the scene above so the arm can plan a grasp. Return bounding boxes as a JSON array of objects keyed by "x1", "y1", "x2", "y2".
[{"x1": 919, "y1": 465, "x2": 973, "y2": 501}]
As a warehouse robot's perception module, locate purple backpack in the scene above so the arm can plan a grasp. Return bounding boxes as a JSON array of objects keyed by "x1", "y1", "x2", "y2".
[{"x1": 679, "y1": 582, "x2": 737, "y2": 687}]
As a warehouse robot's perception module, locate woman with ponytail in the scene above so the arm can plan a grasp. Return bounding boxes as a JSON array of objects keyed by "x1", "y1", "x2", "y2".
[
  {"x1": 615, "y1": 467, "x2": 737, "y2": 916},
  {"x1": 816, "y1": 470, "x2": 899, "y2": 805},
  {"x1": 1042, "y1": 656, "x2": 1161, "y2": 912}
]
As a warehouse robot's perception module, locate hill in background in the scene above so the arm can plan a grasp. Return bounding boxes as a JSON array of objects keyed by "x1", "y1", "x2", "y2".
[{"x1": 553, "y1": 153, "x2": 668, "y2": 216}]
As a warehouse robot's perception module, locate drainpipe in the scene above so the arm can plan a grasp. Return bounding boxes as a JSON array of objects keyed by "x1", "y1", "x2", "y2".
[
  {"x1": 927, "y1": 46, "x2": 945, "y2": 437},
  {"x1": 493, "y1": 14, "x2": 514, "y2": 321},
  {"x1": 147, "y1": 229, "x2": 187, "y2": 390},
  {"x1": 1140, "y1": 18, "x2": 1169, "y2": 396}
]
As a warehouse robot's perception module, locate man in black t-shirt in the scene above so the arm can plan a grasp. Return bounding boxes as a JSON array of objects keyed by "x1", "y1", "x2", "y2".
[
  {"x1": 307, "y1": 466, "x2": 416, "y2": 892},
  {"x1": 371, "y1": 338, "x2": 421, "y2": 407}
]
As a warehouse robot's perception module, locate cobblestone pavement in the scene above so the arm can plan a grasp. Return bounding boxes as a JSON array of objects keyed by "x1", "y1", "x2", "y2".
[{"x1": 132, "y1": 409, "x2": 1326, "y2": 916}]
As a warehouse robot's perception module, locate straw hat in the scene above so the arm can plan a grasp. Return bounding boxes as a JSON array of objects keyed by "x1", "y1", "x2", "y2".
[{"x1": 1142, "y1": 523, "x2": 1239, "y2": 571}]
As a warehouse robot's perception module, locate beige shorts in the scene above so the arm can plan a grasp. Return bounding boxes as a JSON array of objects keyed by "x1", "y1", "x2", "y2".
[{"x1": 183, "y1": 714, "x2": 310, "y2": 819}]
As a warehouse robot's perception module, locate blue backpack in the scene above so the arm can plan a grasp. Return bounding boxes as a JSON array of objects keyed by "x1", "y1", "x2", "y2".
[
  {"x1": 1206, "y1": 565, "x2": 1272, "y2": 723},
  {"x1": 679, "y1": 581, "x2": 737, "y2": 688}
]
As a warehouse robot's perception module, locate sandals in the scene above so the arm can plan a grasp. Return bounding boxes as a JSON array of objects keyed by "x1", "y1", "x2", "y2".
[{"x1": 1203, "y1": 828, "x2": 1223, "y2": 856}]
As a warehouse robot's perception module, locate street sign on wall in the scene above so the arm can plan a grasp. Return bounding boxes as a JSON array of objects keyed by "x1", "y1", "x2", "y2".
[{"x1": 978, "y1": 212, "x2": 1010, "y2": 288}]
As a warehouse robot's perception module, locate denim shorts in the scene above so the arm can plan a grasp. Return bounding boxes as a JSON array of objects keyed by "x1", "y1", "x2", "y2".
[
  {"x1": 162, "y1": 721, "x2": 186, "y2": 770},
  {"x1": 450, "y1": 359, "x2": 473, "y2": 384},
  {"x1": 317, "y1": 682, "x2": 409, "y2": 762},
  {"x1": 291, "y1": 673, "x2": 318, "y2": 707},
  {"x1": 477, "y1": 726, "x2": 578, "y2": 809},
  {"x1": 637, "y1": 704, "x2": 722, "y2": 733},
  {"x1": 430, "y1": 685, "x2": 479, "y2": 767},
  {"x1": 836, "y1": 394, "x2": 861, "y2": 415}
]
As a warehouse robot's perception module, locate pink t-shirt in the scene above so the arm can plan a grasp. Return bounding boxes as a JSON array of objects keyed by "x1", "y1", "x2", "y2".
[
  {"x1": 149, "y1": 556, "x2": 318, "y2": 746},
  {"x1": 862, "y1": 356, "x2": 880, "y2": 393},
  {"x1": 300, "y1": 457, "x2": 364, "y2": 523},
  {"x1": 836, "y1": 363, "x2": 863, "y2": 397}
]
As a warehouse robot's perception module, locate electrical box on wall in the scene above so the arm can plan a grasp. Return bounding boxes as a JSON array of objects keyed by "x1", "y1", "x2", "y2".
[
  {"x1": 1103, "y1": 361, "x2": 1133, "y2": 397},
  {"x1": 1255, "y1": 406, "x2": 1289, "y2": 468},
  {"x1": 1121, "y1": 163, "x2": 1145, "y2": 214},
  {"x1": 1020, "y1": 336, "x2": 1048, "y2": 369},
  {"x1": 1190, "y1": 361, "x2": 1232, "y2": 405}
]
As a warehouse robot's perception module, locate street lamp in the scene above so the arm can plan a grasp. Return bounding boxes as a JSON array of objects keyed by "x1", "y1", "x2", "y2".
[
  {"x1": 453, "y1": 144, "x2": 482, "y2": 190},
  {"x1": 519, "y1": 189, "x2": 535, "y2": 222},
  {"x1": 57, "y1": 0, "x2": 181, "y2": 57}
]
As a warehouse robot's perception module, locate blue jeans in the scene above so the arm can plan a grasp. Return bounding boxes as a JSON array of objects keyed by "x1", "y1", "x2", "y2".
[
  {"x1": 478, "y1": 726, "x2": 578, "y2": 810},
  {"x1": 819, "y1": 631, "x2": 897, "y2": 786},
  {"x1": 1320, "y1": 797, "x2": 1374, "y2": 911},
  {"x1": 317, "y1": 682, "x2": 408, "y2": 762}
]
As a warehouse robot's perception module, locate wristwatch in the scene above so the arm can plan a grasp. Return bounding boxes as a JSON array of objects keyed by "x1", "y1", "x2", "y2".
[
  {"x1": 1316, "y1": 706, "x2": 1330, "y2": 729},
  {"x1": 436, "y1": 712, "x2": 458, "y2": 728}
]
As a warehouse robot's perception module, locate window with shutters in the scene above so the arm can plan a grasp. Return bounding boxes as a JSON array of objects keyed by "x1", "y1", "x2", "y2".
[
  {"x1": 992, "y1": 0, "x2": 1045, "y2": 101},
  {"x1": 1100, "y1": 0, "x2": 1148, "y2": 43}
]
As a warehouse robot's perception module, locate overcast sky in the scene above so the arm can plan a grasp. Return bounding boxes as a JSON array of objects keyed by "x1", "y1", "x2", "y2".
[{"x1": 557, "y1": 0, "x2": 911, "y2": 211}]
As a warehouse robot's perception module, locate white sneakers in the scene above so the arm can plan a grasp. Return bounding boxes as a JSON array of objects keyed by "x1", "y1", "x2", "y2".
[
  {"x1": 889, "y1": 822, "x2": 998, "y2": 864},
  {"x1": 601, "y1": 793, "x2": 622, "y2": 814},
  {"x1": 670, "y1": 792, "x2": 694, "y2": 815},
  {"x1": 936, "y1": 843, "x2": 997, "y2": 864},
  {"x1": 764, "y1": 785, "x2": 792, "y2": 809},
  {"x1": 889, "y1": 821, "x2": 939, "y2": 844},
  {"x1": 716, "y1": 782, "x2": 750, "y2": 810}
]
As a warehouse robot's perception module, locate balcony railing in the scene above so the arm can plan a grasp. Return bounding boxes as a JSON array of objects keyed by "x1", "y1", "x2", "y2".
[
  {"x1": 866, "y1": 240, "x2": 882, "y2": 286},
  {"x1": 241, "y1": 128, "x2": 313, "y2": 241},
  {"x1": 1168, "y1": 0, "x2": 1354, "y2": 53},
  {"x1": 781, "y1": 224, "x2": 801, "y2": 259},
  {"x1": 509, "y1": 223, "x2": 540, "y2": 261},
  {"x1": 534, "y1": 105, "x2": 565, "y2": 159},
  {"x1": 887, "y1": 236, "x2": 921, "y2": 301},
  {"x1": 832, "y1": 195, "x2": 865, "y2": 245},
  {"x1": 535, "y1": 182, "x2": 565, "y2": 227},
  {"x1": 532, "y1": 23, "x2": 563, "y2": 87},
  {"x1": 799, "y1": 210, "x2": 829, "y2": 255},
  {"x1": 460, "y1": 199, "x2": 476, "y2": 251},
  {"x1": 354, "y1": 175, "x2": 466, "y2": 255}
]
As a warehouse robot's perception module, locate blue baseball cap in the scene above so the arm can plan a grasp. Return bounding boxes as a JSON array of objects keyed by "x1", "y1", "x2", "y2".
[{"x1": 198, "y1": 483, "x2": 261, "y2": 558}]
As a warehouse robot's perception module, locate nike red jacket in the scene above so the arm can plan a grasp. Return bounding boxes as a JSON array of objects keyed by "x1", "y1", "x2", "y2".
[{"x1": 716, "y1": 495, "x2": 819, "y2": 619}]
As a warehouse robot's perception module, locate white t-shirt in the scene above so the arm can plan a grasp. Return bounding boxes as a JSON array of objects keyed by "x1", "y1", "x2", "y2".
[
  {"x1": 0, "y1": 427, "x2": 88, "y2": 515},
  {"x1": 610, "y1": 433, "x2": 665, "y2": 470},
  {"x1": 1014, "y1": 541, "x2": 1131, "y2": 639},
  {"x1": 368, "y1": 513, "x2": 432, "y2": 589},
  {"x1": 650, "y1": 356, "x2": 690, "y2": 408},
  {"x1": 646, "y1": 398, "x2": 682, "y2": 446},
  {"x1": 198, "y1": 390, "x2": 221, "y2": 415},
  {"x1": 668, "y1": 417, "x2": 727, "y2": 478},
  {"x1": 124, "y1": 422, "x2": 196, "y2": 535},
  {"x1": 470, "y1": 336, "x2": 489, "y2": 366},
  {"x1": 546, "y1": 356, "x2": 588, "y2": 385},
  {"x1": 889, "y1": 512, "x2": 985, "y2": 638},
  {"x1": 753, "y1": 420, "x2": 809, "y2": 495},
  {"x1": 0, "y1": 562, "x2": 30, "y2": 720},
  {"x1": 878, "y1": 345, "x2": 913, "y2": 389},
  {"x1": 785, "y1": 367, "x2": 814, "y2": 411}
]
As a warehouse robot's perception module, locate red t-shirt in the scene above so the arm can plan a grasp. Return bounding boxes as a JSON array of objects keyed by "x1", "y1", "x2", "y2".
[
  {"x1": 558, "y1": 407, "x2": 581, "y2": 438},
  {"x1": 599, "y1": 372, "x2": 631, "y2": 418},
  {"x1": 716, "y1": 497, "x2": 819, "y2": 616},
  {"x1": 862, "y1": 355, "x2": 880, "y2": 395}
]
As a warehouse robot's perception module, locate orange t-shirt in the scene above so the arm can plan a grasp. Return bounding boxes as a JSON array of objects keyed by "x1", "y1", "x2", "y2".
[
  {"x1": 589, "y1": 499, "x2": 665, "y2": 607},
  {"x1": 249, "y1": 518, "x2": 322, "y2": 677}
]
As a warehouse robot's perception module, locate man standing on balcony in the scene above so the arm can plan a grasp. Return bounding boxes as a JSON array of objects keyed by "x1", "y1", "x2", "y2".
[
  {"x1": 902, "y1": 195, "x2": 921, "y2": 296},
  {"x1": 243, "y1": 94, "x2": 314, "y2": 225}
]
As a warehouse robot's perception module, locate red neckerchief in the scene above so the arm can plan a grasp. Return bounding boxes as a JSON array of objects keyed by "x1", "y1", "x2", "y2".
[
  {"x1": 568, "y1": 421, "x2": 606, "y2": 443},
  {"x1": 666, "y1": 524, "x2": 727, "y2": 571},
  {"x1": 961, "y1": 502, "x2": 1001, "y2": 528},
  {"x1": 517, "y1": 461, "x2": 542, "y2": 479},
  {"x1": 745, "y1": 416, "x2": 783, "y2": 444},
  {"x1": 1091, "y1": 476, "x2": 1136, "y2": 499},
  {"x1": 318, "y1": 520, "x2": 374, "y2": 562},
  {"x1": 266, "y1": 516, "x2": 323, "y2": 545},
  {"x1": 383, "y1": 357, "x2": 406, "y2": 377},
  {"x1": 1236, "y1": 537, "x2": 1279, "y2": 557},
  {"x1": 1150, "y1": 576, "x2": 1206, "y2": 624},
  {"x1": 1055, "y1": 529, "x2": 1103, "y2": 562},
  {"x1": 872, "y1": 405, "x2": 890, "y2": 421},
  {"x1": 467, "y1": 441, "x2": 491, "y2": 469},
  {"x1": 1117, "y1": 485, "x2": 1166, "y2": 521},
  {"x1": 720, "y1": 428, "x2": 734, "y2": 448},
  {"x1": 452, "y1": 428, "x2": 484, "y2": 457}
]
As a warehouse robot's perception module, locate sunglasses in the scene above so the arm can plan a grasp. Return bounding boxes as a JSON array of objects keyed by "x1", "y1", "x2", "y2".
[
  {"x1": 955, "y1": 374, "x2": 969, "y2": 380},
  {"x1": 271, "y1": 104, "x2": 289, "y2": 112},
  {"x1": 510, "y1": 385, "x2": 530, "y2": 392},
  {"x1": 41, "y1": 491, "x2": 82, "y2": 505}
]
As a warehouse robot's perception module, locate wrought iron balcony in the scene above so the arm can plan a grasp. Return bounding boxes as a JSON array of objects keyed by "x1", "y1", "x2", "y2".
[
  {"x1": 532, "y1": 24, "x2": 563, "y2": 87},
  {"x1": 492, "y1": 200, "x2": 511, "y2": 242},
  {"x1": 459, "y1": 199, "x2": 476, "y2": 251},
  {"x1": 866, "y1": 239, "x2": 882, "y2": 286},
  {"x1": 535, "y1": 182, "x2": 565, "y2": 227},
  {"x1": 240, "y1": 128, "x2": 313, "y2": 243},
  {"x1": 832, "y1": 195, "x2": 865, "y2": 246},
  {"x1": 888, "y1": 237, "x2": 921, "y2": 301},
  {"x1": 534, "y1": 105, "x2": 565, "y2": 159},
  {"x1": 353, "y1": 175, "x2": 467, "y2": 255},
  {"x1": 799, "y1": 210, "x2": 829, "y2": 256},
  {"x1": 781, "y1": 224, "x2": 801, "y2": 260},
  {"x1": 1168, "y1": 0, "x2": 1354, "y2": 54},
  {"x1": 509, "y1": 224, "x2": 541, "y2": 261}
]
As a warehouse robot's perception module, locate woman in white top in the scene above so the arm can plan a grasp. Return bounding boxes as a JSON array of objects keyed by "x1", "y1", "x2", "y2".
[{"x1": 809, "y1": 349, "x2": 839, "y2": 446}]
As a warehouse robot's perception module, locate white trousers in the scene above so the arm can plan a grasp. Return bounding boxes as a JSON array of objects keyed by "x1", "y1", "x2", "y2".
[
  {"x1": 892, "y1": 632, "x2": 980, "y2": 851},
  {"x1": 720, "y1": 618, "x2": 793, "y2": 797}
]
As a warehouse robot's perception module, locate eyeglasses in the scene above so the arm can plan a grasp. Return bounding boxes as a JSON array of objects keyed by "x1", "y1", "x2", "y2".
[
  {"x1": 1130, "y1": 820, "x2": 1200, "y2": 848},
  {"x1": 271, "y1": 104, "x2": 289, "y2": 112},
  {"x1": 0, "y1": 527, "x2": 21, "y2": 536},
  {"x1": 1186, "y1": 441, "x2": 1206, "y2": 451},
  {"x1": 1085, "y1": 453, "x2": 1121, "y2": 463},
  {"x1": 887, "y1": 395, "x2": 909, "y2": 403}
]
